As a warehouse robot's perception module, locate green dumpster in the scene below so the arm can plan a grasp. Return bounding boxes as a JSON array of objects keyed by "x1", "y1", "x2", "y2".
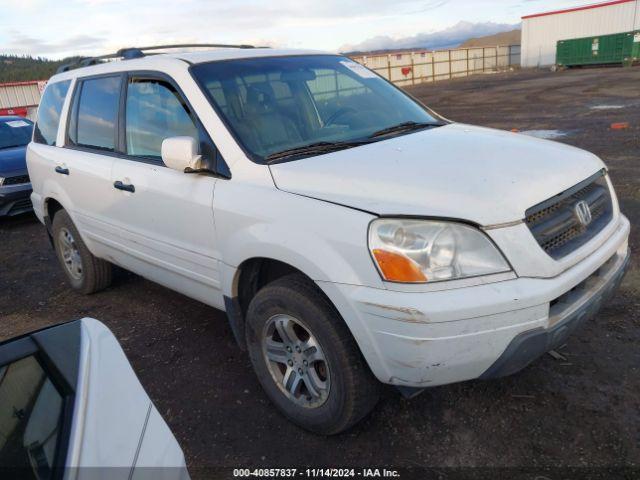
[{"x1": 556, "y1": 30, "x2": 640, "y2": 67}]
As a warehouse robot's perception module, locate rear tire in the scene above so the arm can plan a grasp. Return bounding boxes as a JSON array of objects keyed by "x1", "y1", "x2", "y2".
[
  {"x1": 52, "y1": 210, "x2": 112, "y2": 294},
  {"x1": 245, "y1": 274, "x2": 380, "y2": 434}
]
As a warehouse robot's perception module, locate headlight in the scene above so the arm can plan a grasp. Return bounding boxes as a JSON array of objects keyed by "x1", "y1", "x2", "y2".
[
  {"x1": 0, "y1": 177, "x2": 4, "y2": 186},
  {"x1": 368, "y1": 219, "x2": 510, "y2": 283}
]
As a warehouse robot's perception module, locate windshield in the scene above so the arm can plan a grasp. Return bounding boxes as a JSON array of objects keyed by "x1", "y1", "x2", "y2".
[
  {"x1": 0, "y1": 118, "x2": 34, "y2": 149},
  {"x1": 191, "y1": 55, "x2": 443, "y2": 162}
]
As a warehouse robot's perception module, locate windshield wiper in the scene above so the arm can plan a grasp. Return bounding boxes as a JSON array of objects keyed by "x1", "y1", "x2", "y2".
[
  {"x1": 265, "y1": 140, "x2": 370, "y2": 163},
  {"x1": 264, "y1": 122, "x2": 443, "y2": 162},
  {"x1": 368, "y1": 121, "x2": 442, "y2": 139}
]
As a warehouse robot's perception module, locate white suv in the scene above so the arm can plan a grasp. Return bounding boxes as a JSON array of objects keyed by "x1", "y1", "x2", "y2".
[{"x1": 27, "y1": 45, "x2": 631, "y2": 434}]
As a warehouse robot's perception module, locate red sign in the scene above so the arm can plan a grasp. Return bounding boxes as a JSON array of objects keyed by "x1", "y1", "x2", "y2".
[
  {"x1": 401, "y1": 67, "x2": 412, "y2": 77},
  {"x1": 0, "y1": 107, "x2": 28, "y2": 117}
]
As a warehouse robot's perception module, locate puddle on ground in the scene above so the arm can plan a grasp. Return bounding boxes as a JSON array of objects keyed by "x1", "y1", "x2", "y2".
[{"x1": 519, "y1": 129, "x2": 568, "y2": 140}]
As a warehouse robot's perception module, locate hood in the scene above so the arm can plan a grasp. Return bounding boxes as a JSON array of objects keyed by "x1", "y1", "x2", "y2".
[
  {"x1": 269, "y1": 124, "x2": 605, "y2": 226},
  {"x1": 0, "y1": 145, "x2": 28, "y2": 174}
]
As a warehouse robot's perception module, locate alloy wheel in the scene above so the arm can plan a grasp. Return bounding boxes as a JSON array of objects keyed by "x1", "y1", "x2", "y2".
[
  {"x1": 58, "y1": 227, "x2": 83, "y2": 280},
  {"x1": 262, "y1": 314, "x2": 330, "y2": 408}
]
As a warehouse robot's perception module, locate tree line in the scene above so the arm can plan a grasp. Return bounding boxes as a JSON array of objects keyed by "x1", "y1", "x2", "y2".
[{"x1": 0, "y1": 54, "x2": 80, "y2": 83}]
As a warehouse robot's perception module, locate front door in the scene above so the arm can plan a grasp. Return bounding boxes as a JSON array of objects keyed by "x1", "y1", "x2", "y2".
[{"x1": 105, "y1": 75, "x2": 223, "y2": 308}]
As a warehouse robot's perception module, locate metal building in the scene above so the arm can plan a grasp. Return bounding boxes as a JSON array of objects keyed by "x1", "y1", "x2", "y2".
[
  {"x1": 0, "y1": 80, "x2": 46, "y2": 120},
  {"x1": 521, "y1": 0, "x2": 640, "y2": 67}
]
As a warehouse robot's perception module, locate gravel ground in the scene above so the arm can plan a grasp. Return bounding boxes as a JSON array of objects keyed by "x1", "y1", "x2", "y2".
[{"x1": 1, "y1": 67, "x2": 639, "y2": 476}]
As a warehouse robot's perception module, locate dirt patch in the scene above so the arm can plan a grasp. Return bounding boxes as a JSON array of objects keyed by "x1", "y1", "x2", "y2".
[{"x1": 1, "y1": 67, "x2": 639, "y2": 472}]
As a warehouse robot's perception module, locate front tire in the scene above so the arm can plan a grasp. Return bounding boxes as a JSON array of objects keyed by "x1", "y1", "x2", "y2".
[
  {"x1": 52, "y1": 210, "x2": 112, "y2": 294},
  {"x1": 245, "y1": 274, "x2": 380, "y2": 434}
]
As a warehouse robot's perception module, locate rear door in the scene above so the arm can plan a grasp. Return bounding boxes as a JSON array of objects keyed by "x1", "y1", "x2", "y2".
[
  {"x1": 105, "y1": 73, "x2": 223, "y2": 308},
  {"x1": 58, "y1": 74, "x2": 125, "y2": 258}
]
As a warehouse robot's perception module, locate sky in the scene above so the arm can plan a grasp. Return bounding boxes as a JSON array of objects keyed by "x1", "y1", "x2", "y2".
[{"x1": 0, "y1": 0, "x2": 602, "y2": 58}]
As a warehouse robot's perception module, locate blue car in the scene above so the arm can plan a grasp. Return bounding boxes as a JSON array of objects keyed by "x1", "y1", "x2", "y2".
[{"x1": 0, "y1": 116, "x2": 34, "y2": 216}]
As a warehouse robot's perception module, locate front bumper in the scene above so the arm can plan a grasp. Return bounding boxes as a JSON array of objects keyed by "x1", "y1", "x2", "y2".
[
  {"x1": 318, "y1": 215, "x2": 630, "y2": 388},
  {"x1": 0, "y1": 183, "x2": 33, "y2": 216},
  {"x1": 480, "y1": 248, "x2": 630, "y2": 379}
]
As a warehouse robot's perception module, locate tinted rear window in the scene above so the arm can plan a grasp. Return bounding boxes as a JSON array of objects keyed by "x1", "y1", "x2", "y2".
[
  {"x1": 69, "y1": 75, "x2": 121, "y2": 151},
  {"x1": 0, "y1": 355, "x2": 64, "y2": 479},
  {"x1": 33, "y1": 80, "x2": 71, "y2": 146}
]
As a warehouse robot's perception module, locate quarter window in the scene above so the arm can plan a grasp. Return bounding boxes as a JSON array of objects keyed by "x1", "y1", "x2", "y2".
[
  {"x1": 33, "y1": 80, "x2": 71, "y2": 146},
  {"x1": 69, "y1": 75, "x2": 121, "y2": 151},
  {"x1": 125, "y1": 79, "x2": 198, "y2": 159}
]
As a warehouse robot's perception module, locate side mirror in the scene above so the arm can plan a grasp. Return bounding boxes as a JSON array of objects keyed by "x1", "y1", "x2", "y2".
[{"x1": 161, "y1": 136, "x2": 202, "y2": 172}]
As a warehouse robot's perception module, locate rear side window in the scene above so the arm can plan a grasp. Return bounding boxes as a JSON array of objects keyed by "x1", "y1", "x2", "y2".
[
  {"x1": 33, "y1": 80, "x2": 71, "y2": 146},
  {"x1": 68, "y1": 75, "x2": 121, "y2": 152},
  {"x1": 125, "y1": 78, "x2": 198, "y2": 159}
]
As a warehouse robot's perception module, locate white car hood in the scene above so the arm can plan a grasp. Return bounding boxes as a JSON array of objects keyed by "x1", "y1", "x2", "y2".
[{"x1": 269, "y1": 123, "x2": 605, "y2": 226}]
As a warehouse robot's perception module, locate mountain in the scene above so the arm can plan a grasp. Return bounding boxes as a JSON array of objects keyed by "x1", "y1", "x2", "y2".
[
  {"x1": 459, "y1": 29, "x2": 521, "y2": 48},
  {"x1": 0, "y1": 55, "x2": 78, "y2": 83},
  {"x1": 341, "y1": 21, "x2": 521, "y2": 54}
]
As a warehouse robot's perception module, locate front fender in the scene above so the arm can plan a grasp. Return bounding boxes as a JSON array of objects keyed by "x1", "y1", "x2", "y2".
[{"x1": 214, "y1": 181, "x2": 384, "y2": 297}]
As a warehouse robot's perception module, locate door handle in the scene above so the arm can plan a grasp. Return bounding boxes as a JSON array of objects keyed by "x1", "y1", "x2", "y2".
[
  {"x1": 113, "y1": 180, "x2": 135, "y2": 193},
  {"x1": 55, "y1": 166, "x2": 69, "y2": 175}
]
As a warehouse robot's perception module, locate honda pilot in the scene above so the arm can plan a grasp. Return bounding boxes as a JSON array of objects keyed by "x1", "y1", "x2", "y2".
[{"x1": 27, "y1": 46, "x2": 631, "y2": 434}]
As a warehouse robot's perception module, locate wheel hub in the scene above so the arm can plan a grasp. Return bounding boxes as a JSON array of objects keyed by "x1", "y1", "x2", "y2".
[
  {"x1": 262, "y1": 314, "x2": 330, "y2": 408},
  {"x1": 58, "y1": 227, "x2": 83, "y2": 280}
]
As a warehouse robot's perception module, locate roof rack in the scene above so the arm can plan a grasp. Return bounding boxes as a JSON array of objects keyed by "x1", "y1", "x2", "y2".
[{"x1": 56, "y1": 43, "x2": 263, "y2": 74}]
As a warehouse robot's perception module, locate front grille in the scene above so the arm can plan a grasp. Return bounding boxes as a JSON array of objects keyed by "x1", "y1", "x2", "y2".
[
  {"x1": 525, "y1": 170, "x2": 613, "y2": 259},
  {"x1": 3, "y1": 174, "x2": 30, "y2": 186}
]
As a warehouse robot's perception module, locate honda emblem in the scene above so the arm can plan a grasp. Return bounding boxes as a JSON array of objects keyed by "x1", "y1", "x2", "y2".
[{"x1": 574, "y1": 200, "x2": 592, "y2": 227}]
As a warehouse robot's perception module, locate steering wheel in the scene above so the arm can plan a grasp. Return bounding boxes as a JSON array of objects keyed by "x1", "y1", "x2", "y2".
[{"x1": 324, "y1": 106, "x2": 358, "y2": 126}]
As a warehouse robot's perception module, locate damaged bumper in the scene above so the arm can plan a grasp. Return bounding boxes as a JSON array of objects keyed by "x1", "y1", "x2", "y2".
[
  {"x1": 480, "y1": 247, "x2": 630, "y2": 379},
  {"x1": 319, "y1": 215, "x2": 630, "y2": 388}
]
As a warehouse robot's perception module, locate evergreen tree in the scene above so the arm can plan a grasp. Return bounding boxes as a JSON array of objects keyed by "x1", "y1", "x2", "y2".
[{"x1": 0, "y1": 54, "x2": 81, "y2": 82}]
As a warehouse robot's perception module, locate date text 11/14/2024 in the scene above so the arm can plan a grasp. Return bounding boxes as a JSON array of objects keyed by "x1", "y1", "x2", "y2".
[{"x1": 232, "y1": 468, "x2": 401, "y2": 478}]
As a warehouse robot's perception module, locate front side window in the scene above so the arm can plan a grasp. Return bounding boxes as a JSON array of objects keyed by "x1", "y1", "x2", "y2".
[
  {"x1": 192, "y1": 55, "x2": 441, "y2": 162},
  {"x1": 0, "y1": 356, "x2": 64, "y2": 479},
  {"x1": 33, "y1": 80, "x2": 70, "y2": 146},
  {"x1": 69, "y1": 75, "x2": 121, "y2": 151},
  {"x1": 125, "y1": 78, "x2": 198, "y2": 159},
  {"x1": 0, "y1": 118, "x2": 33, "y2": 150}
]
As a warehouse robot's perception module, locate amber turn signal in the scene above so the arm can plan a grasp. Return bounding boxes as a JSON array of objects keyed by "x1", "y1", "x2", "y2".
[{"x1": 372, "y1": 249, "x2": 428, "y2": 283}]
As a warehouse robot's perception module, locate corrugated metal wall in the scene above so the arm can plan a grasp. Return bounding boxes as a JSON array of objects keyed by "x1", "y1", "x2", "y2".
[
  {"x1": 351, "y1": 45, "x2": 520, "y2": 87},
  {"x1": 521, "y1": 0, "x2": 640, "y2": 67},
  {"x1": 0, "y1": 81, "x2": 45, "y2": 120}
]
